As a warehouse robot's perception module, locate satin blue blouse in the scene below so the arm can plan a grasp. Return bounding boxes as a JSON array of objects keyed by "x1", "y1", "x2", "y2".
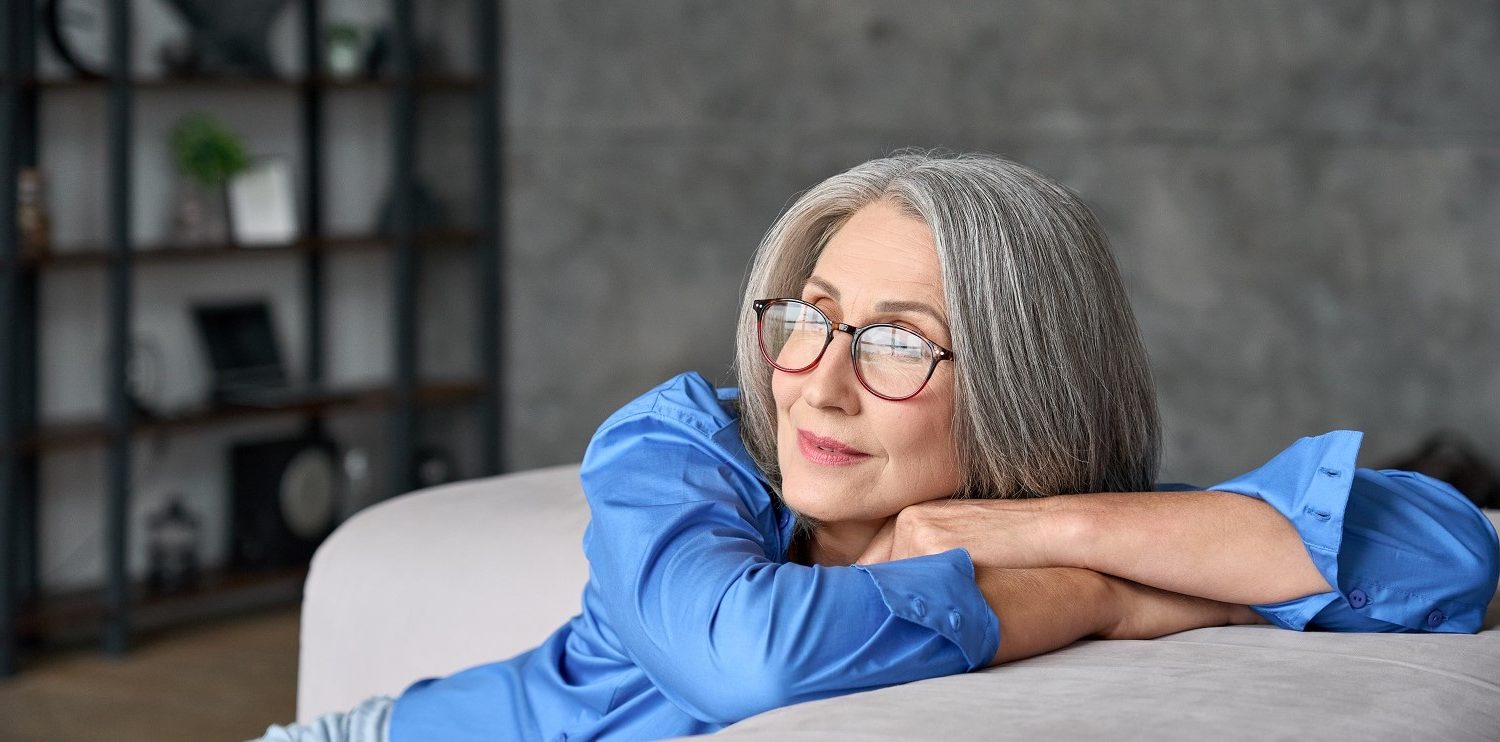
[{"x1": 388, "y1": 371, "x2": 1499, "y2": 741}]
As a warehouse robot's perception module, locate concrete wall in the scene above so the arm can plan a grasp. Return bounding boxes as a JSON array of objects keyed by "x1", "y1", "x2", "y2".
[{"x1": 502, "y1": 0, "x2": 1500, "y2": 488}]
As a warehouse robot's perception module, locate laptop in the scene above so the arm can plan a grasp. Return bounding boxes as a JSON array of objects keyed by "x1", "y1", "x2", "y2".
[{"x1": 192, "y1": 301, "x2": 351, "y2": 409}]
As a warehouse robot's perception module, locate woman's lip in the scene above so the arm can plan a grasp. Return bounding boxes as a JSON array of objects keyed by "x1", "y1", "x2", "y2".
[{"x1": 797, "y1": 429, "x2": 871, "y2": 466}]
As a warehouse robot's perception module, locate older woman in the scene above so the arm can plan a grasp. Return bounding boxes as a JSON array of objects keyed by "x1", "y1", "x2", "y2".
[{"x1": 256, "y1": 152, "x2": 1498, "y2": 742}]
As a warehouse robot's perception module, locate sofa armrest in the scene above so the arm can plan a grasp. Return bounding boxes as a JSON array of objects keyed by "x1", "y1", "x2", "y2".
[{"x1": 296, "y1": 464, "x2": 590, "y2": 723}]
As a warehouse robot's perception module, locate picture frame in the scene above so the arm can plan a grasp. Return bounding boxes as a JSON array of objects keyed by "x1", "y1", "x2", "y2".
[{"x1": 227, "y1": 157, "x2": 298, "y2": 246}]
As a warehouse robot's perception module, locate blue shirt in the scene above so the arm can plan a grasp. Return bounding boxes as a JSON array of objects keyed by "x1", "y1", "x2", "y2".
[{"x1": 389, "y1": 371, "x2": 1499, "y2": 741}]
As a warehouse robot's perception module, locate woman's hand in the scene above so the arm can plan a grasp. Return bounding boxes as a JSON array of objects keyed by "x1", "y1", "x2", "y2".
[
  {"x1": 1098, "y1": 574, "x2": 1270, "y2": 640},
  {"x1": 855, "y1": 497, "x2": 1069, "y2": 569}
]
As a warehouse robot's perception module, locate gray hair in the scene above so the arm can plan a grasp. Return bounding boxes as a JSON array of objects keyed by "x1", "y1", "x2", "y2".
[{"x1": 733, "y1": 150, "x2": 1161, "y2": 528}]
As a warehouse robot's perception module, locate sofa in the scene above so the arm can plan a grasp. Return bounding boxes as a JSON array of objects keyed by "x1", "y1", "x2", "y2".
[{"x1": 297, "y1": 464, "x2": 1500, "y2": 740}]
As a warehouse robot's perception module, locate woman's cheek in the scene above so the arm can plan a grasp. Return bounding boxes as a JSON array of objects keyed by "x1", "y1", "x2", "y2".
[
  {"x1": 890, "y1": 426, "x2": 961, "y2": 503},
  {"x1": 780, "y1": 478, "x2": 826, "y2": 519}
]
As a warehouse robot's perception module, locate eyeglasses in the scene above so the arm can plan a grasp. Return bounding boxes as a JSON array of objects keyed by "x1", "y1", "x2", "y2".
[{"x1": 752, "y1": 298, "x2": 955, "y2": 401}]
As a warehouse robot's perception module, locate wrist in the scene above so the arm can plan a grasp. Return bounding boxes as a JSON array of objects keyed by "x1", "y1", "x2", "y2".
[
  {"x1": 1038, "y1": 495, "x2": 1096, "y2": 571},
  {"x1": 1091, "y1": 571, "x2": 1125, "y2": 638}
]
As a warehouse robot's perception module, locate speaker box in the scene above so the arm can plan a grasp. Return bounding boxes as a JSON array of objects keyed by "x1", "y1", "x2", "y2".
[{"x1": 228, "y1": 435, "x2": 341, "y2": 570}]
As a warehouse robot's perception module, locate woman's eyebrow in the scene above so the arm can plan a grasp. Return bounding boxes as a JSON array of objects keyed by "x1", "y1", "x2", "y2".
[
  {"x1": 805, "y1": 276, "x2": 842, "y2": 300},
  {"x1": 874, "y1": 299, "x2": 949, "y2": 329},
  {"x1": 805, "y1": 275, "x2": 949, "y2": 329}
]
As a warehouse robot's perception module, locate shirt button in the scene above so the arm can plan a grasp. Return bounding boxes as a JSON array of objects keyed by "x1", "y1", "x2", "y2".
[
  {"x1": 948, "y1": 610, "x2": 962, "y2": 631},
  {"x1": 1348, "y1": 589, "x2": 1368, "y2": 609},
  {"x1": 910, "y1": 597, "x2": 926, "y2": 618},
  {"x1": 1426, "y1": 609, "x2": 1446, "y2": 628}
]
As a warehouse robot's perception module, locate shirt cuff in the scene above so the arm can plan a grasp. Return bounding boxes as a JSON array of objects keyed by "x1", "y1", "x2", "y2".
[
  {"x1": 853, "y1": 547, "x2": 1000, "y2": 671},
  {"x1": 1305, "y1": 469, "x2": 1499, "y2": 633},
  {"x1": 1207, "y1": 430, "x2": 1363, "y2": 630}
]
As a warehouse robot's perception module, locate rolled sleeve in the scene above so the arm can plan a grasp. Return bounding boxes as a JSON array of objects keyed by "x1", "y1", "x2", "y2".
[
  {"x1": 854, "y1": 547, "x2": 1001, "y2": 671},
  {"x1": 1208, "y1": 430, "x2": 1500, "y2": 633},
  {"x1": 1207, "y1": 430, "x2": 1362, "y2": 630}
]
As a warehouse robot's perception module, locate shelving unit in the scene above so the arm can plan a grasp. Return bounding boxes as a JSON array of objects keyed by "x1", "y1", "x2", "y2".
[
  {"x1": 10, "y1": 227, "x2": 480, "y2": 269},
  {"x1": 0, "y1": 0, "x2": 503, "y2": 677}
]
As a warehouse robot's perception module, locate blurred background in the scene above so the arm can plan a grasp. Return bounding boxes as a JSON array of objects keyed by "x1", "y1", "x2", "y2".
[{"x1": 2, "y1": 1, "x2": 1498, "y2": 739}]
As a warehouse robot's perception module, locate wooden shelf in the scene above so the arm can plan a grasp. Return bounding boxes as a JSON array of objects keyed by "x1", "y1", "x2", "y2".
[
  {"x1": 19, "y1": 74, "x2": 480, "y2": 93},
  {"x1": 9, "y1": 228, "x2": 480, "y2": 270},
  {"x1": 18, "y1": 379, "x2": 486, "y2": 454},
  {"x1": 15, "y1": 565, "x2": 308, "y2": 644}
]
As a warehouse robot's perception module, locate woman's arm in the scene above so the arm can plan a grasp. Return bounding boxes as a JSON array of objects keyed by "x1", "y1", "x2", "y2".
[
  {"x1": 972, "y1": 566, "x2": 1267, "y2": 667},
  {"x1": 1091, "y1": 573, "x2": 1271, "y2": 642},
  {"x1": 857, "y1": 521, "x2": 1265, "y2": 666},
  {"x1": 1048, "y1": 489, "x2": 1332, "y2": 605},
  {"x1": 1053, "y1": 431, "x2": 1499, "y2": 632},
  {"x1": 870, "y1": 492, "x2": 1326, "y2": 604},
  {"x1": 897, "y1": 431, "x2": 1497, "y2": 633},
  {"x1": 975, "y1": 567, "x2": 1113, "y2": 665},
  {"x1": 1035, "y1": 432, "x2": 1361, "y2": 606}
]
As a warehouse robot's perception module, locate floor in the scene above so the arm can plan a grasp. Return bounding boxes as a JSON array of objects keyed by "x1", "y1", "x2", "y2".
[{"x1": 0, "y1": 604, "x2": 300, "y2": 742}]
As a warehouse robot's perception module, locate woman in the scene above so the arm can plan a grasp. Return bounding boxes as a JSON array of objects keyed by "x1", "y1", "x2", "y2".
[{"x1": 256, "y1": 151, "x2": 1498, "y2": 742}]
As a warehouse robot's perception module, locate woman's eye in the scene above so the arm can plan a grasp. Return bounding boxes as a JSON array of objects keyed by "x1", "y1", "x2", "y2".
[{"x1": 890, "y1": 321, "x2": 925, "y2": 337}]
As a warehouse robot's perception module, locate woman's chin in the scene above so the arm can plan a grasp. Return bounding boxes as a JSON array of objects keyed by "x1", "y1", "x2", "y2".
[
  {"x1": 783, "y1": 498, "x2": 839, "y2": 523},
  {"x1": 781, "y1": 484, "x2": 878, "y2": 524}
]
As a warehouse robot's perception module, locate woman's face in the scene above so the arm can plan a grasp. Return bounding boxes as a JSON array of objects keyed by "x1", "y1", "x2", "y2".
[{"x1": 773, "y1": 200, "x2": 963, "y2": 525}]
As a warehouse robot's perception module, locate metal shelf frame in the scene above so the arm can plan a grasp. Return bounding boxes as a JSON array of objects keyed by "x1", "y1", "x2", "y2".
[{"x1": 0, "y1": 0, "x2": 503, "y2": 676}]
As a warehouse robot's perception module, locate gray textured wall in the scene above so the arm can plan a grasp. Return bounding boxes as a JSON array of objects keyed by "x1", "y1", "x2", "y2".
[{"x1": 501, "y1": 1, "x2": 1500, "y2": 486}]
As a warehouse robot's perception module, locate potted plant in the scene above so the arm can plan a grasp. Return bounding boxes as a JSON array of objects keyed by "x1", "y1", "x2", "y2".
[
  {"x1": 168, "y1": 113, "x2": 248, "y2": 245},
  {"x1": 325, "y1": 23, "x2": 366, "y2": 79}
]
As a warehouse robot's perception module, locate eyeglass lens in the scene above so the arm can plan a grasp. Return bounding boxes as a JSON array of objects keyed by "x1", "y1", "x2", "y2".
[{"x1": 759, "y1": 300, "x2": 934, "y2": 399}]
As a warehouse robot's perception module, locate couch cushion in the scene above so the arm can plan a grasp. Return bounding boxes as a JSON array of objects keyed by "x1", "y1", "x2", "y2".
[{"x1": 694, "y1": 510, "x2": 1500, "y2": 740}]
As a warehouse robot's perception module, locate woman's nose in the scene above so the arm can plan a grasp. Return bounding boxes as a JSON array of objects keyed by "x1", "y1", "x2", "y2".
[{"x1": 799, "y1": 330, "x2": 862, "y2": 413}]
